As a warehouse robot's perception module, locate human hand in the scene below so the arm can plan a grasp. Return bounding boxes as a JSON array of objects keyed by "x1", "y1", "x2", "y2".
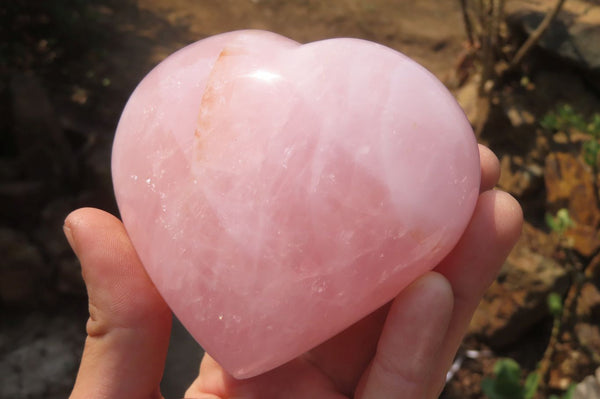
[{"x1": 66, "y1": 144, "x2": 522, "y2": 399}]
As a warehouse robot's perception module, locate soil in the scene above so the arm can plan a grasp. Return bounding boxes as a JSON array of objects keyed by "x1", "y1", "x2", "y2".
[{"x1": 2, "y1": 1, "x2": 600, "y2": 398}]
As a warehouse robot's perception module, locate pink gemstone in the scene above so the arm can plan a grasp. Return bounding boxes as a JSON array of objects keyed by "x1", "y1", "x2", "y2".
[{"x1": 112, "y1": 30, "x2": 480, "y2": 378}]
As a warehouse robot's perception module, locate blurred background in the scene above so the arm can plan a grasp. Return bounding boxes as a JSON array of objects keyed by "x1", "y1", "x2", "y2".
[{"x1": 1, "y1": 0, "x2": 599, "y2": 398}]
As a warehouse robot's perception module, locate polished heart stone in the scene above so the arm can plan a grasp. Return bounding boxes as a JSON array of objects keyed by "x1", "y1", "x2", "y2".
[{"x1": 112, "y1": 30, "x2": 480, "y2": 378}]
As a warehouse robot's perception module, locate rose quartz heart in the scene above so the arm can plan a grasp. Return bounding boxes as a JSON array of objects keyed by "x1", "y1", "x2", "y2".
[{"x1": 112, "y1": 30, "x2": 480, "y2": 378}]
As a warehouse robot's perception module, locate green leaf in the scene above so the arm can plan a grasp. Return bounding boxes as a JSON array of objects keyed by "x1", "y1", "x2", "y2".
[
  {"x1": 557, "y1": 104, "x2": 573, "y2": 119},
  {"x1": 546, "y1": 209, "x2": 574, "y2": 235},
  {"x1": 556, "y1": 208, "x2": 573, "y2": 229},
  {"x1": 541, "y1": 104, "x2": 593, "y2": 134},
  {"x1": 558, "y1": 104, "x2": 587, "y2": 131},
  {"x1": 494, "y1": 359, "x2": 524, "y2": 397},
  {"x1": 545, "y1": 212, "x2": 558, "y2": 232},
  {"x1": 524, "y1": 371, "x2": 540, "y2": 399},
  {"x1": 583, "y1": 139, "x2": 600, "y2": 168},
  {"x1": 481, "y1": 377, "x2": 503, "y2": 399},
  {"x1": 540, "y1": 113, "x2": 559, "y2": 131},
  {"x1": 589, "y1": 114, "x2": 600, "y2": 136},
  {"x1": 481, "y1": 359, "x2": 531, "y2": 399},
  {"x1": 547, "y1": 292, "x2": 563, "y2": 317},
  {"x1": 562, "y1": 383, "x2": 576, "y2": 399}
]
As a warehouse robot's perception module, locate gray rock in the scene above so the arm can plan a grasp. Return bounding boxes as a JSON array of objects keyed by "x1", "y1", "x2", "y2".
[
  {"x1": 508, "y1": 1, "x2": 600, "y2": 73},
  {"x1": 1, "y1": 335, "x2": 78, "y2": 398},
  {"x1": 574, "y1": 367, "x2": 600, "y2": 399},
  {"x1": 0, "y1": 311, "x2": 85, "y2": 399}
]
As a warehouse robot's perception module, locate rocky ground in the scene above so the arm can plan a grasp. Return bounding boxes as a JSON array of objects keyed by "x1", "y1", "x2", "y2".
[{"x1": 1, "y1": 1, "x2": 600, "y2": 398}]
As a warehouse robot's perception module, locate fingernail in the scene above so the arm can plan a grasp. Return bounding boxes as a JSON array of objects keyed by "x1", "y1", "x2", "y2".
[{"x1": 63, "y1": 222, "x2": 77, "y2": 254}]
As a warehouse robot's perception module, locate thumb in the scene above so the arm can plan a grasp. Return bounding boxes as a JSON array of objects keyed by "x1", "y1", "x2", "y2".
[{"x1": 65, "y1": 208, "x2": 172, "y2": 399}]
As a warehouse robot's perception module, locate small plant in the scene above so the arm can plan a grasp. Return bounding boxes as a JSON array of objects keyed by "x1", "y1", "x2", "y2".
[
  {"x1": 541, "y1": 105, "x2": 600, "y2": 169},
  {"x1": 482, "y1": 294, "x2": 576, "y2": 399},
  {"x1": 540, "y1": 104, "x2": 587, "y2": 133},
  {"x1": 583, "y1": 131, "x2": 600, "y2": 169},
  {"x1": 545, "y1": 208, "x2": 574, "y2": 236},
  {"x1": 481, "y1": 358, "x2": 539, "y2": 399},
  {"x1": 547, "y1": 292, "x2": 563, "y2": 318}
]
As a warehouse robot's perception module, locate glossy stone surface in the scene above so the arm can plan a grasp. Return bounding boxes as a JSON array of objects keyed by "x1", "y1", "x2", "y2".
[{"x1": 112, "y1": 30, "x2": 480, "y2": 378}]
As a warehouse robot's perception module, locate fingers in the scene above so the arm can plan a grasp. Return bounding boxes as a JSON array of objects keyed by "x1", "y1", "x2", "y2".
[
  {"x1": 479, "y1": 144, "x2": 500, "y2": 192},
  {"x1": 66, "y1": 208, "x2": 172, "y2": 399},
  {"x1": 355, "y1": 272, "x2": 454, "y2": 399},
  {"x1": 187, "y1": 352, "x2": 348, "y2": 399},
  {"x1": 430, "y1": 190, "x2": 522, "y2": 396}
]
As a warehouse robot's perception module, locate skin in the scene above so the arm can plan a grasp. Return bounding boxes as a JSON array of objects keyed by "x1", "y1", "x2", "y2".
[{"x1": 66, "y1": 144, "x2": 522, "y2": 399}]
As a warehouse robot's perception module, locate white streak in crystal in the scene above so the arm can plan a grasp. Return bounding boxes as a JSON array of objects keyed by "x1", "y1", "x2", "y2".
[
  {"x1": 311, "y1": 280, "x2": 326, "y2": 293},
  {"x1": 245, "y1": 69, "x2": 282, "y2": 83},
  {"x1": 145, "y1": 178, "x2": 156, "y2": 191},
  {"x1": 142, "y1": 105, "x2": 155, "y2": 115},
  {"x1": 282, "y1": 146, "x2": 294, "y2": 169}
]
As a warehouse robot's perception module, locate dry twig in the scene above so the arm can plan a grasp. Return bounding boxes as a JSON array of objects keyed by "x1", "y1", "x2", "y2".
[{"x1": 509, "y1": 0, "x2": 567, "y2": 68}]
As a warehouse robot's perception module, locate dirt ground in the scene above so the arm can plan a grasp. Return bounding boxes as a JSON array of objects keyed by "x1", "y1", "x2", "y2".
[{"x1": 26, "y1": 0, "x2": 469, "y2": 137}]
